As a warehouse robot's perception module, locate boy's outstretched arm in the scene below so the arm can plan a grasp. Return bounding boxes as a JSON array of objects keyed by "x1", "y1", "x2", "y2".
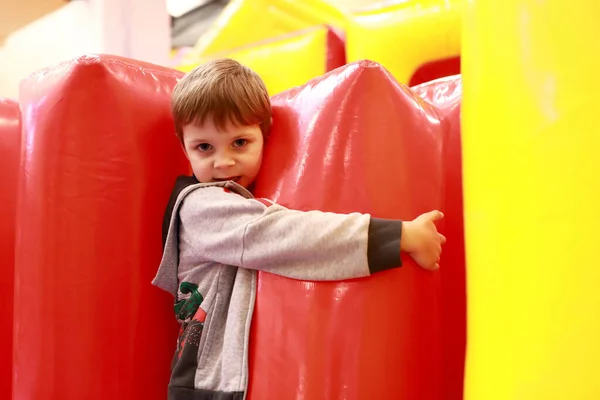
[{"x1": 177, "y1": 186, "x2": 444, "y2": 281}]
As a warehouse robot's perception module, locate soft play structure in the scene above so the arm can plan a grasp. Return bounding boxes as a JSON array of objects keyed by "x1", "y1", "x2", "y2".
[
  {"x1": 178, "y1": 26, "x2": 346, "y2": 96},
  {"x1": 5, "y1": 0, "x2": 600, "y2": 399},
  {"x1": 8, "y1": 54, "x2": 463, "y2": 400},
  {"x1": 11, "y1": 56, "x2": 188, "y2": 399},
  {"x1": 175, "y1": 0, "x2": 461, "y2": 94},
  {"x1": 248, "y1": 60, "x2": 448, "y2": 400},
  {"x1": 184, "y1": 0, "x2": 348, "y2": 60},
  {"x1": 462, "y1": 2, "x2": 600, "y2": 399},
  {"x1": 413, "y1": 74, "x2": 464, "y2": 400},
  {"x1": 0, "y1": 98, "x2": 20, "y2": 400},
  {"x1": 346, "y1": 0, "x2": 461, "y2": 86}
]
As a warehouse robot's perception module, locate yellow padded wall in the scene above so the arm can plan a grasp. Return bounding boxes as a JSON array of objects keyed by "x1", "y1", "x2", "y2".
[
  {"x1": 346, "y1": 0, "x2": 461, "y2": 85},
  {"x1": 187, "y1": 0, "x2": 348, "y2": 59},
  {"x1": 462, "y1": 1, "x2": 600, "y2": 399},
  {"x1": 177, "y1": 27, "x2": 344, "y2": 96}
]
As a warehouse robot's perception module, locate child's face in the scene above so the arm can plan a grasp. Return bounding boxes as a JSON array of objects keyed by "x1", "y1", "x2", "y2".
[{"x1": 181, "y1": 118, "x2": 264, "y2": 189}]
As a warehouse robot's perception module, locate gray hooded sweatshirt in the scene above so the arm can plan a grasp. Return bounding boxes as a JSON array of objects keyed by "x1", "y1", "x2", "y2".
[{"x1": 152, "y1": 177, "x2": 403, "y2": 400}]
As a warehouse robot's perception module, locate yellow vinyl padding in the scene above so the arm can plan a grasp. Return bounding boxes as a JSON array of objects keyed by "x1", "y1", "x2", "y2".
[
  {"x1": 177, "y1": 26, "x2": 342, "y2": 96},
  {"x1": 462, "y1": 0, "x2": 600, "y2": 399},
  {"x1": 346, "y1": 0, "x2": 461, "y2": 84},
  {"x1": 186, "y1": 0, "x2": 348, "y2": 59}
]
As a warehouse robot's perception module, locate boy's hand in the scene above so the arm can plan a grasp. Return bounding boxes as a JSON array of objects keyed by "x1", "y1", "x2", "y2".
[{"x1": 401, "y1": 210, "x2": 446, "y2": 271}]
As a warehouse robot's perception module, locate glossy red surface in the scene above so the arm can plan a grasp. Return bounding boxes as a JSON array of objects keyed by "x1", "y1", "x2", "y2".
[
  {"x1": 0, "y1": 97, "x2": 20, "y2": 399},
  {"x1": 413, "y1": 75, "x2": 465, "y2": 400},
  {"x1": 409, "y1": 56, "x2": 461, "y2": 87},
  {"x1": 13, "y1": 55, "x2": 189, "y2": 399},
  {"x1": 326, "y1": 28, "x2": 346, "y2": 72},
  {"x1": 248, "y1": 61, "x2": 446, "y2": 400}
]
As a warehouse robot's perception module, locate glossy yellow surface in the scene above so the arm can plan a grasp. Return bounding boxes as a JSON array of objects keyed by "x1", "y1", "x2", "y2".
[
  {"x1": 188, "y1": 0, "x2": 348, "y2": 58},
  {"x1": 177, "y1": 27, "x2": 334, "y2": 96},
  {"x1": 462, "y1": 1, "x2": 600, "y2": 399},
  {"x1": 346, "y1": 0, "x2": 461, "y2": 84}
]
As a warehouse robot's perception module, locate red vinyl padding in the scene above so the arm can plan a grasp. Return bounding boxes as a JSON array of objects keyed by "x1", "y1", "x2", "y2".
[
  {"x1": 413, "y1": 75, "x2": 465, "y2": 400},
  {"x1": 0, "y1": 98, "x2": 20, "y2": 399},
  {"x1": 13, "y1": 55, "x2": 189, "y2": 400},
  {"x1": 409, "y1": 56, "x2": 461, "y2": 87},
  {"x1": 326, "y1": 27, "x2": 346, "y2": 72},
  {"x1": 248, "y1": 60, "x2": 446, "y2": 400}
]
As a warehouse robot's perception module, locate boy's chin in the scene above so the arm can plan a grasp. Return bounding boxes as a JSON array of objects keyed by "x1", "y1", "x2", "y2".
[
  {"x1": 227, "y1": 177, "x2": 253, "y2": 189},
  {"x1": 202, "y1": 176, "x2": 255, "y2": 190},
  {"x1": 240, "y1": 178, "x2": 256, "y2": 190}
]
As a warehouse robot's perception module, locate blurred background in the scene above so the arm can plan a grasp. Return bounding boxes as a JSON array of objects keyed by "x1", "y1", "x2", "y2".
[{"x1": 0, "y1": 0, "x2": 461, "y2": 98}]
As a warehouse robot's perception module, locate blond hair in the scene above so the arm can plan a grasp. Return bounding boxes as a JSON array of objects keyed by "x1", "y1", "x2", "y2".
[{"x1": 171, "y1": 59, "x2": 272, "y2": 141}]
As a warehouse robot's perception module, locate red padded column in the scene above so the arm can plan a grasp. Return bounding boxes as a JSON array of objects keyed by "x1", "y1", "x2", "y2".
[
  {"x1": 325, "y1": 27, "x2": 346, "y2": 72},
  {"x1": 13, "y1": 55, "x2": 189, "y2": 400},
  {"x1": 413, "y1": 75, "x2": 465, "y2": 400},
  {"x1": 248, "y1": 61, "x2": 445, "y2": 400},
  {"x1": 0, "y1": 98, "x2": 20, "y2": 399}
]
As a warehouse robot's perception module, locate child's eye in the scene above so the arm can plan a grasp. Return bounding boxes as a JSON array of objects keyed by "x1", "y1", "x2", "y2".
[
  {"x1": 233, "y1": 139, "x2": 247, "y2": 148},
  {"x1": 197, "y1": 143, "x2": 212, "y2": 152}
]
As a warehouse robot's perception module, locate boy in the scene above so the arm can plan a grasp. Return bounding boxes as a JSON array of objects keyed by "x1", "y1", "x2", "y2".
[{"x1": 153, "y1": 59, "x2": 446, "y2": 400}]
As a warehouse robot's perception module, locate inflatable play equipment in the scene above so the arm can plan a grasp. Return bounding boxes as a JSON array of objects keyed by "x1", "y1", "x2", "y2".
[
  {"x1": 12, "y1": 55, "x2": 188, "y2": 400},
  {"x1": 176, "y1": 0, "x2": 463, "y2": 91},
  {"x1": 346, "y1": 0, "x2": 461, "y2": 85},
  {"x1": 8, "y1": 1, "x2": 600, "y2": 398},
  {"x1": 0, "y1": 98, "x2": 20, "y2": 400},
  {"x1": 413, "y1": 75, "x2": 464, "y2": 400},
  {"x1": 178, "y1": 26, "x2": 345, "y2": 96},
  {"x1": 188, "y1": 0, "x2": 348, "y2": 59},
  {"x1": 248, "y1": 60, "x2": 445, "y2": 400},
  {"x1": 10, "y1": 54, "x2": 458, "y2": 399},
  {"x1": 462, "y1": 1, "x2": 600, "y2": 399}
]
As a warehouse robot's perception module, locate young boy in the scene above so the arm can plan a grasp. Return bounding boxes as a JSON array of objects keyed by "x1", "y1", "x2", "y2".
[{"x1": 153, "y1": 59, "x2": 446, "y2": 400}]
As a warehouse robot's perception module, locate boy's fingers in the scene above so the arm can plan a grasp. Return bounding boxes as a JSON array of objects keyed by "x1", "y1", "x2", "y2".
[
  {"x1": 439, "y1": 234, "x2": 447, "y2": 244},
  {"x1": 424, "y1": 210, "x2": 444, "y2": 221}
]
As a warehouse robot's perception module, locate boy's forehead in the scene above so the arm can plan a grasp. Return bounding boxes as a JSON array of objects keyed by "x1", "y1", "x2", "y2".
[{"x1": 182, "y1": 121, "x2": 261, "y2": 140}]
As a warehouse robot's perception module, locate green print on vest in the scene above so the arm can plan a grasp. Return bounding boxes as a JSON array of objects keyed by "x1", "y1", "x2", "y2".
[{"x1": 174, "y1": 282, "x2": 204, "y2": 321}]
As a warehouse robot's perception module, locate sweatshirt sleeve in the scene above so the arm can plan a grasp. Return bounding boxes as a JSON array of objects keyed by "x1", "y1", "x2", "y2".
[{"x1": 177, "y1": 186, "x2": 401, "y2": 281}]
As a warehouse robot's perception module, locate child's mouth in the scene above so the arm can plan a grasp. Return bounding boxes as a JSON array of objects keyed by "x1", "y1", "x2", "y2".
[{"x1": 213, "y1": 176, "x2": 240, "y2": 183}]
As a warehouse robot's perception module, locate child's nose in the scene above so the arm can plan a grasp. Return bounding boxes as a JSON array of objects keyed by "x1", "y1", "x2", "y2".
[{"x1": 213, "y1": 155, "x2": 235, "y2": 168}]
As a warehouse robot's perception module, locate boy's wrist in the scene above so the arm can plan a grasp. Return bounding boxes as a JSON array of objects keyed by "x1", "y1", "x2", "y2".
[{"x1": 400, "y1": 221, "x2": 413, "y2": 253}]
